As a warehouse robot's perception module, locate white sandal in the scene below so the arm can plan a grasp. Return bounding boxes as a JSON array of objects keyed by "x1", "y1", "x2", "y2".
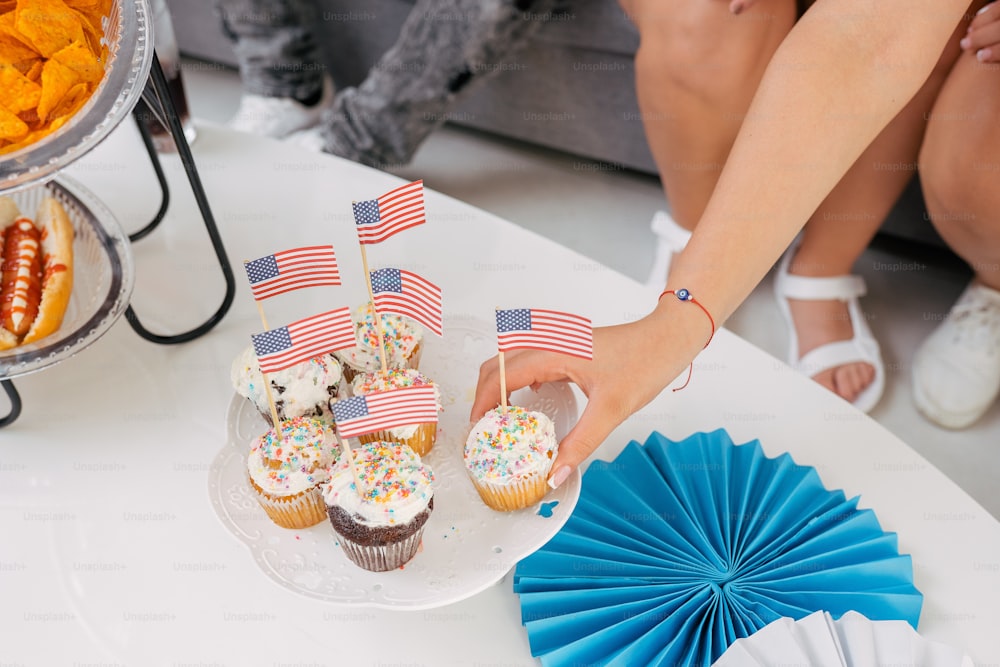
[
  {"x1": 774, "y1": 244, "x2": 886, "y2": 413},
  {"x1": 646, "y1": 210, "x2": 691, "y2": 288}
]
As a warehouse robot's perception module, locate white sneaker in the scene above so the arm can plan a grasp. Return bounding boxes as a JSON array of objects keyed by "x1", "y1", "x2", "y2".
[
  {"x1": 645, "y1": 210, "x2": 691, "y2": 289},
  {"x1": 228, "y1": 75, "x2": 334, "y2": 139},
  {"x1": 912, "y1": 281, "x2": 1000, "y2": 429}
]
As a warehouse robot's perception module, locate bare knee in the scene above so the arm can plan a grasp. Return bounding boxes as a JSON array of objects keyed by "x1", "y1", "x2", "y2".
[
  {"x1": 920, "y1": 58, "x2": 1000, "y2": 227},
  {"x1": 630, "y1": 1, "x2": 795, "y2": 105}
]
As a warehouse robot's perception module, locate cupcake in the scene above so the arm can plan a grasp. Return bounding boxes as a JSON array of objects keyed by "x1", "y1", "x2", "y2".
[
  {"x1": 350, "y1": 368, "x2": 442, "y2": 456},
  {"x1": 335, "y1": 303, "x2": 423, "y2": 383},
  {"x1": 231, "y1": 344, "x2": 343, "y2": 426},
  {"x1": 323, "y1": 442, "x2": 435, "y2": 572},
  {"x1": 247, "y1": 417, "x2": 340, "y2": 529},
  {"x1": 464, "y1": 406, "x2": 558, "y2": 512}
]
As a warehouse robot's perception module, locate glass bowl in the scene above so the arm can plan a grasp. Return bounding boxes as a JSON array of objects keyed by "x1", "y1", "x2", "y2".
[
  {"x1": 0, "y1": 176, "x2": 134, "y2": 379},
  {"x1": 0, "y1": 0, "x2": 153, "y2": 194}
]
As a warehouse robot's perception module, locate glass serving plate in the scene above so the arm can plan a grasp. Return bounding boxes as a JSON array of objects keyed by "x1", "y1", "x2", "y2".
[
  {"x1": 0, "y1": 0, "x2": 153, "y2": 194},
  {"x1": 0, "y1": 177, "x2": 134, "y2": 379},
  {"x1": 209, "y1": 320, "x2": 583, "y2": 610}
]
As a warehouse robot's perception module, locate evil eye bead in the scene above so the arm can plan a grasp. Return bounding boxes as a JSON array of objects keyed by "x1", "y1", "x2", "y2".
[{"x1": 676, "y1": 289, "x2": 692, "y2": 301}]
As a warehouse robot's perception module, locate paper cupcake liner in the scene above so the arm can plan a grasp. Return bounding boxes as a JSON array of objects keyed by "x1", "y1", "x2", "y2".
[
  {"x1": 335, "y1": 526, "x2": 426, "y2": 572},
  {"x1": 358, "y1": 423, "x2": 436, "y2": 457},
  {"x1": 470, "y1": 471, "x2": 551, "y2": 512},
  {"x1": 248, "y1": 477, "x2": 328, "y2": 529}
]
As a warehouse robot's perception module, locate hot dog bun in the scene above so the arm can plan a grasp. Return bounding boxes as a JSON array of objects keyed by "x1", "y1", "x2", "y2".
[
  {"x1": 21, "y1": 197, "x2": 74, "y2": 345},
  {"x1": 0, "y1": 195, "x2": 74, "y2": 350}
]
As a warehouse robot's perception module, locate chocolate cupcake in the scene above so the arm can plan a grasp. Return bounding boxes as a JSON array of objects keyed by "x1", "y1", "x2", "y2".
[{"x1": 322, "y1": 442, "x2": 434, "y2": 572}]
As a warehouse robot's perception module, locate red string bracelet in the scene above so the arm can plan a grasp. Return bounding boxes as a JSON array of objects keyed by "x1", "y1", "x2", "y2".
[{"x1": 658, "y1": 288, "x2": 716, "y2": 391}]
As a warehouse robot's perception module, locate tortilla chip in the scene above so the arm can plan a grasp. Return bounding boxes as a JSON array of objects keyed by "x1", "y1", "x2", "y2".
[
  {"x1": 22, "y1": 56, "x2": 41, "y2": 80},
  {"x1": 47, "y1": 79, "x2": 87, "y2": 118},
  {"x1": 0, "y1": 101, "x2": 28, "y2": 140},
  {"x1": 36, "y1": 56, "x2": 78, "y2": 121},
  {"x1": 73, "y1": 6, "x2": 104, "y2": 57},
  {"x1": 0, "y1": 62, "x2": 41, "y2": 112},
  {"x1": 0, "y1": 31, "x2": 38, "y2": 64},
  {"x1": 50, "y1": 39, "x2": 100, "y2": 83},
  {"x1": 14, "y1": 0, "x2": 85, "y2": 58},
  {"x1": 0, "y1": 12, "x2": 35, "y2": 51}
]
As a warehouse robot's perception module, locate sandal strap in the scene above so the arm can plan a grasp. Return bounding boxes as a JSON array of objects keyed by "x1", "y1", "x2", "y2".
[
  {"x1": 793, "y1": 339, "x2": 878, "y2": 377},
  {"x1": 776, "y1": 271, "x2": 867, "y2": 301},
  {"x1": 650, "y1": 211, "x2": 691, "y2": 254}
]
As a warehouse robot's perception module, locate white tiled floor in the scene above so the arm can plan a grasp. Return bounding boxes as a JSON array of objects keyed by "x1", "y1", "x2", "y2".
[{"x1": 181, "y1": 61, "x2": 999, "y2": 519}]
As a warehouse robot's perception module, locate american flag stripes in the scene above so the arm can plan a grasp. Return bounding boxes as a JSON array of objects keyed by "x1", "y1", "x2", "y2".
[
  {"x1": 352, "y1": 180, "x2": 426, "y2": 245},
  {"x1": 496, "y1": 308, "x2": 593, "y2": 360},
  {"x1": 251, "y1": 307, "x2": 356, "y2": 373},
  {"x1": 370, "y1": 268, "x2": 443, "y2": 336},
  {"x1": 243, "y1": 245, "x2": 341, "y2": 301},
  {"x1": 332, "y1": 385, "x2": 439, "y2": 438}
]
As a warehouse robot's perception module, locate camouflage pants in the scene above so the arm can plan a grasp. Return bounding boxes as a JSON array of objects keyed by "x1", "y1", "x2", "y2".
[{"x1": 215, "y1": 0, "x2": 570, "y2": 166}]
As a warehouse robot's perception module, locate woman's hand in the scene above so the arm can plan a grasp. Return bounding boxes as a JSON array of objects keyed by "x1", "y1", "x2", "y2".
[
  {"x1": 962, "y1": 2, "x2": 1000, "y2": 62},
  {"x1": 470, "y1": 301, "x2": 711, "y2": 489}
]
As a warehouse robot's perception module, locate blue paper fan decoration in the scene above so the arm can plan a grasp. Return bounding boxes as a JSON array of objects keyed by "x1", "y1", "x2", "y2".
[{"x1": 513, "y1": 430, "x2": 923, "y2": 667}]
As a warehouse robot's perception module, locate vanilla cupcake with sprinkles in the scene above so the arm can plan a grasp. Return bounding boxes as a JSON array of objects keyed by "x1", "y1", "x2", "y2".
[
  {"x1": 466, "y1": 307, "x2": 593, "y2": 511},
  {"x1": 465, "y1": 406, "x2": 559, "y2": 512},
  {"x1": 350, "y1": 368, "x2": 442, "y2": 456},
  {"x1": 336, "y1": 302, "x2": 424, "y2": 383},
  {"x1": 247, "y1": 417, "x2": 340, "y2": 529}
]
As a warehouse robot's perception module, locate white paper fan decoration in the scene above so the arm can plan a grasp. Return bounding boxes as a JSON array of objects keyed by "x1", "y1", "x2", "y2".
[
  {"x1": 713, "y1": 610, "x2": 973, "y2": 667},
  {"x1": 513, "y1": 430, "x2": 923, "y2": 666}
]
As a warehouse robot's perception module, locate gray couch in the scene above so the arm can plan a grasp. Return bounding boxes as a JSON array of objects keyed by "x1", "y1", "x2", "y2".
[{"x1": 167, "y1": 0, "x2": 939, "y2": 246}]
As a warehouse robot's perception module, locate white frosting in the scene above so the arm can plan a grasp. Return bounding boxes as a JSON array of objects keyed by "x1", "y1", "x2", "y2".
[
  {"x1": 247, "y1": 418, "x2": 339, "y2": 496},
  {"x1": 231, "y1": 345, "x2": 342, "y2": 421},
  {"x1": 464, "y1": 407, "x2": 558, "y2": 486},
  {"x1": 350, "y1": 368, "x2": 442, "y2": 438},
  {"x1": 322, "y1": 442, "x2": 434, "y2": 526},
  {"x1": 334, "y1": 304, "x2": 422, "y2": 373}
]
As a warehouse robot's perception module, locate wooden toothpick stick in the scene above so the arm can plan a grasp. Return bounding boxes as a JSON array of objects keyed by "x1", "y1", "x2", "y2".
[
  {"x1": 359, "y1": 245, "x2": 388, "y2": 375},
  {"x1": 260, "y1": 371, "x2": 284, "y2": 442},
  {"x1": 335, "y1": 432, "x2": 366, "y2": 497},
  {"x1": 498, "y1": 351, "x2": 508, "y2": 414}
]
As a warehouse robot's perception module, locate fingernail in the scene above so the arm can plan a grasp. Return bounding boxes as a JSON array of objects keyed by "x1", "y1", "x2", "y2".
[
  {"x1": 978, "y1": 48, "x2": 992, "y2": 61},
  {"x1": 977, "y1": 3, "x2": 991, "y2": 15},
  {"x1": 961, "y1": 36, "x2": 972, "y2": 49},
  {"x1": 547, "y1": 466, "x2": 571, "y2": 490}
]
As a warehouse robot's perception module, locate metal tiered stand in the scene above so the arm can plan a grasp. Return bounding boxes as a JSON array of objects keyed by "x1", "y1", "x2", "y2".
[{"x1": 0, "y1": 0, "x2": 235, "y2": 427}]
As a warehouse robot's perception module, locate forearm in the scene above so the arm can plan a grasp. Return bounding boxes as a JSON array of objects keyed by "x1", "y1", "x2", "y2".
[{"x1": 666, "y1": 0, "x2": 970, "y2": 324}]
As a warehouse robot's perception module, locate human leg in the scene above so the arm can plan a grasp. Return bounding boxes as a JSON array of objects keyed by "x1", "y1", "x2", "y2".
[
  {"x1": 623, "y1": 0, "x2": 797, "y2": 230},
  {"x1": 779, "y1": 16, "x2": 968, "y2": 407},
  {"x1": 310, "y1": 0, "x2": 569, "y2": 167},
  {"x1": 624, "y1": 0, "x2": 797, "y2": 288},
  {"x1": 215, "y1": 0, "x2": 332, "y2": 136},
  {"x1": 621, "y1": 0, "x2": 882, "y2": 405},
  {"x1": 912, "y1": 39, "x2": 1000, "y2": 428}
]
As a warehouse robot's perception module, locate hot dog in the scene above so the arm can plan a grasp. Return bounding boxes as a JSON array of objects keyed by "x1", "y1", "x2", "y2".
[{"x1": 0, "y1": 196, "x2": 74, "y2": 350}]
